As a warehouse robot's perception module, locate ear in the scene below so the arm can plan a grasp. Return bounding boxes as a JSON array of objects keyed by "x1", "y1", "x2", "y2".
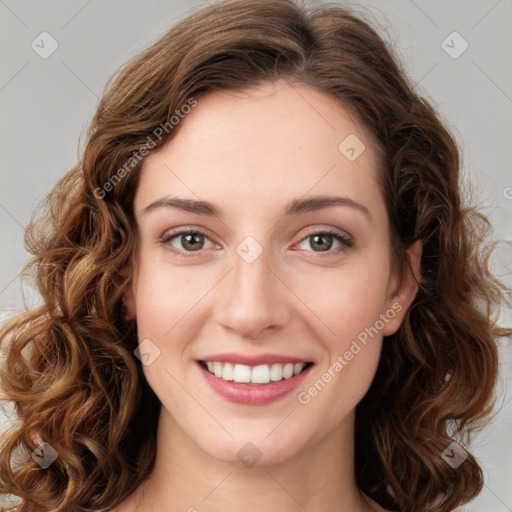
[
  {"x1": 381, "y1": 240, "x2": 422, "y2": 336},
  {"x1": 119, "y1": 263, "x2": 136, "y2": 321}
]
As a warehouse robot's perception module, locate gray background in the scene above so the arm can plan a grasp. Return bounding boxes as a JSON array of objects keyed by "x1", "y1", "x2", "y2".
[{"x1": 0, "y1": 1, "x2": 511, "y2": 511}]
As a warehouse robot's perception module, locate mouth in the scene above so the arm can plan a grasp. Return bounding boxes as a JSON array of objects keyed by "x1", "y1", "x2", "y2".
[
  {"x1": 197, "y1": 358, "x2": 314, "y2": 405},
  {"x1": 197, "y1": 360, "x2": 314, "y2": 385}
]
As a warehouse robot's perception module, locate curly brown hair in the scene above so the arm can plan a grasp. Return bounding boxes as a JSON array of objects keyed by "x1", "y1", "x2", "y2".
[{"x1": 0, "y1": 0, "x2": 510, "y2": 511}]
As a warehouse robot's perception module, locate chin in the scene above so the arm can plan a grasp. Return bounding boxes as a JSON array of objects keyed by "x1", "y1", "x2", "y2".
[{"x1": 195, "y1": 431, "x2": 306, "y2": 468}]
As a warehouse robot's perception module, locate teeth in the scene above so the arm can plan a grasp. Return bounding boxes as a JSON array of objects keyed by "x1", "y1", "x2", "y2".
[
  {"x1": 252, "y1": 364, "x2": 270, "y2": 384},
  {"x1": 222, "y1": 362, "x2": 234, "y2": 381},
  {"x1": 294, "y1": 363, "x2": 304, "y2": 375},
  {"x1": 213, "y1": 362, "x2": 223, "y2": 378},
  {"x1": 283, "y1": 363, "x2": 294, "y2": 379},
  {"x1": 203, "y1": 361, "x2": 307, "y2": 384},
  {"x1": 233, "y1": 364, "x2": 251, "y2": 383}
]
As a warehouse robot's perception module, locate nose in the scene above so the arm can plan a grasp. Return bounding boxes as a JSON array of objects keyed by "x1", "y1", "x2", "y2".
[{"x1": 214, "y1": 247, "x2": 291, "y2": 340}]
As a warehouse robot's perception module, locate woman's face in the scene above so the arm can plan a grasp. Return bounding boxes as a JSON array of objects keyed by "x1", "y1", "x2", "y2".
[{"x1": 123, "y1": 79, "x2": 419, "y2": 466}]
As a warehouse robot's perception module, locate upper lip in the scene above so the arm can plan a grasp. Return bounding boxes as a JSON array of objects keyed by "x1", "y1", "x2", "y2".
[{"x1": 199, "y1": 353, "x2": 313, "y2": 366}]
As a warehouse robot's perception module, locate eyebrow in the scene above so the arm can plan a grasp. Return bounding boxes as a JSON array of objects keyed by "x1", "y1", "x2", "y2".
[{"x1": 141, "y1": 194, "x2": 372, "y2": 221}]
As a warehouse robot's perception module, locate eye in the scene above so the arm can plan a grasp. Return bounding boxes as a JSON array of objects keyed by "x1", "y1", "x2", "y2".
[
  {"x1": 295, "y1": 228, "x2": 354, "y2": 257},
  {"x1": 160, "y1": 228, "x2": 215, "y2": 258},
  {"x1": 159, "y1": 227, "x2": 354, "y2": 259}
]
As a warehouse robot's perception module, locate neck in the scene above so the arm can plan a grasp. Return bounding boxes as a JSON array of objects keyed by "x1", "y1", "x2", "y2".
[{"x1": 130, "y1": 405, "x2": 374, "y2": 512}]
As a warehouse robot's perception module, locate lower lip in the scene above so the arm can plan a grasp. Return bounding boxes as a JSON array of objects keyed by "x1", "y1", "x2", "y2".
[{"x1": 198, "y1": 362, "x2": 313, "y2": 406}]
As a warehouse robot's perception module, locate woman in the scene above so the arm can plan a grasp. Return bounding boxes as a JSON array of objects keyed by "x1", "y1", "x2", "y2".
[{"x1": 0, "y1": 0, "x2": 509, "y2": 511}]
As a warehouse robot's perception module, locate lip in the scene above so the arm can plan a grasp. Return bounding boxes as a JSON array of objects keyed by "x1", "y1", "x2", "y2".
[
  {"x1": 200, "y1": 352, "x2": 312, "y2": 366},
  {"x1": 197, "y1": 360, "x2": 313, "y2": 406}
]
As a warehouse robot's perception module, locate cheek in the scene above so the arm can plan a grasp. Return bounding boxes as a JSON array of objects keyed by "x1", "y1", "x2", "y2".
[
  {"x1": 293, "y1": 269, "x2": 387, "y2": 424},
  {"x1": 133, "y1": 259, "x2": 209, "y2": 336},
  {"x1": 292, "y1": 261, "x2": 390, "y2": 347},
  {"x1": 134, "y1": 249, "x2": 391, "y2": 345},
  {"x1": 290, "y1": 259, "x2": 389, "y2": 405},
  {"x1": 131, "y1": 262, "x2": 208, "y2": 392}
]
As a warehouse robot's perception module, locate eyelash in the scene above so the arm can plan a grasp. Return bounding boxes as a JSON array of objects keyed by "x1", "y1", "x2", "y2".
[
  {"x1": 159, "y1": 228, "x2": 354, "y2": 258},
  {"x1": 159, "y1": 227, "x2": 354, "y2": 259}
]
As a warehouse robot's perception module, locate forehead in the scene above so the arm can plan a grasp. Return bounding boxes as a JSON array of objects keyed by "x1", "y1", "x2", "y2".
[{"x1": 134, "y1": 80, "x2": 385, "y2": 221}]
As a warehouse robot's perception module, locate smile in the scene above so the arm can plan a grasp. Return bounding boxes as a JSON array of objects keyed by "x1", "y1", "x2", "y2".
[
  {"x1": 199, "y1": 360, "x2": 313, "y2": 385},
  {"x1": 197, "y1": 356, "x2": 315, "y2": 406}
]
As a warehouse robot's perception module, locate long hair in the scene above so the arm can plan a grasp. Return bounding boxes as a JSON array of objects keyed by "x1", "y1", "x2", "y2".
[{"x1": 1, "y1": 1, "x2": 510, "y2": 510}]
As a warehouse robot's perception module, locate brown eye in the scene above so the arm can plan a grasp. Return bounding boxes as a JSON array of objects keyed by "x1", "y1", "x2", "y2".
[
  {"x1": 160, "y1": 228, "x2": 214, "y2": 258},
  {"x1": 309, "y1": 233, "x2": 335, "y2": 252},
  {"x1": 177, "y1": 233, "x2": 205, "y2": 251},
  {"x1": 296, "y1": 229, "x2": 354, "y2": 256}
]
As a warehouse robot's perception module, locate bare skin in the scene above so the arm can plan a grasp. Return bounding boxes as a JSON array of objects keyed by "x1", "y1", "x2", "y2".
[{"x1": 115, "y1": 79, "x2": 420, "y2": 512}]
